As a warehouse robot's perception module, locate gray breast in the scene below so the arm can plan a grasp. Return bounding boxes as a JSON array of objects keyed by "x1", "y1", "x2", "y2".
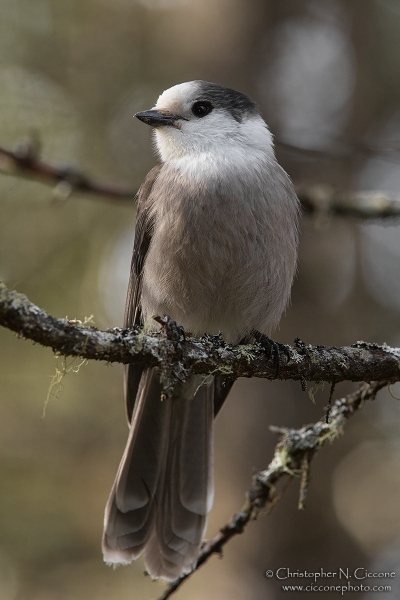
[{"x1": 141, "y1": 158, "x2": 299, "y2": 343}]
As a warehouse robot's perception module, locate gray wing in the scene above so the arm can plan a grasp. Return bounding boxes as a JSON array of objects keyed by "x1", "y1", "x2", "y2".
[
  {"x1": 124, "y1": 164, "x2": 162, "y2": 424},
  {"x1": 124, "y1": 162, "x2": 233, "y2": 422}
]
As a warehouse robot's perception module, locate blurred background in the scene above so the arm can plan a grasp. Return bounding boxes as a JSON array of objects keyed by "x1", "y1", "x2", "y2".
[{"x1": 1, "y1": 0, "x2": 400, "y2": 598}]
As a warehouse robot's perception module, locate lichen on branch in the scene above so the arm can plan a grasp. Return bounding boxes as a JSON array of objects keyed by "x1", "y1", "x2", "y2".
[{"x1": 1, "y1": 280, "x2": 400, "y2": 385}]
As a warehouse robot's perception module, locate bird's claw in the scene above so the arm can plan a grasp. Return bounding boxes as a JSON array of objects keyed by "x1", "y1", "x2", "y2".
[{"x1": 253, "y1": 331, "x2": 290, "y2": 377}]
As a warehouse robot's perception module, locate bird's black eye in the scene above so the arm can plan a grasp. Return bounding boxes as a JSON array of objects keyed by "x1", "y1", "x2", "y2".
[{"x1": 191, "y1": 101, "x2": 213, "y2": 118}]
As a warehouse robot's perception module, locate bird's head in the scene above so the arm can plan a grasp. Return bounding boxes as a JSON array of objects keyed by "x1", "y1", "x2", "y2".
[{"x1": 135, "y1": 81, "x2": 274, "y2": 161}]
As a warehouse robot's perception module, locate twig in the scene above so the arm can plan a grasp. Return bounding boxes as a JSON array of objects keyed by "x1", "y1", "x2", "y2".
[
  {"x1": 298, "y1": 453, "x2": 311, "y2": 510},
  {"x1": 0, "y1": 143, "x2": 135, "y2": 199},
  {"x1": 297, "y1": 185, "x2": 400, "y2": 219},
  {"x1": 276, "y1": 137, "x2": 400, "y2": 164},
  {"x1": 1, "y1": 281, "x2": 400, "y2": 384},
  {"x1": 157, "y1": 380, "x2": 388, "y2": 599}
]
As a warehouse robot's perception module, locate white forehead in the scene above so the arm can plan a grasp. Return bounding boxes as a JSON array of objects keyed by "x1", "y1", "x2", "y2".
[{"x1": 155, "y1": 81, "x2": 199, "y2": 110}]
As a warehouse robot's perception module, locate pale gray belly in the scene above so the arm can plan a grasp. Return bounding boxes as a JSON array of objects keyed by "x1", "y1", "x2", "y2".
[{"x1": 140, "y1": 203, "x2": 292, "y2": 343}]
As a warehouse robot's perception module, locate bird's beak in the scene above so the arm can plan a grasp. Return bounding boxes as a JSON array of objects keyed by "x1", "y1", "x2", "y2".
[{"x1": 135, "y1": 109, "x2": 181, "y2": 127}]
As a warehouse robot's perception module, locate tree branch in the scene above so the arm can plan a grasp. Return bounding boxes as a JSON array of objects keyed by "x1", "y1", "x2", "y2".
[
  {"x1": 297, "y1": 184, "x2": 400, "y2": 219},
  {"x1": 157, "y1": 380, "x2": 388, "y2": 599},
  {"x1": 1, "y1": 141, "x2": 400, "y2": 218},
  {"x1": 0, "y1": 142, "x2": 135, "y2": 199},
  {"x1": 1, "y1": 281, "x2": 400, "y2": 386}
]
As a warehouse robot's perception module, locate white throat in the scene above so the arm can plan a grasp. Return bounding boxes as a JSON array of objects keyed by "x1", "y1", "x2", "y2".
[{"x1": 154, "y1": 114, "x2": 275, "y2": 164}]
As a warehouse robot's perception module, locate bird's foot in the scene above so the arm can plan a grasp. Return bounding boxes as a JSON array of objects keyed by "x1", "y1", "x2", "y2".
[
  {"x1": 253, "y1": 331, "x2": 290, "y2": 377},
  {"x1": 153, "y1": 315, "x2": 186, "y2": 342}
]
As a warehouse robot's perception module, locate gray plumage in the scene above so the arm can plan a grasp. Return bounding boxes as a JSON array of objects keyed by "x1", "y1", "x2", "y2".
[{"x1": 102, "y1": 81, "x2": 299, "y2": 581}]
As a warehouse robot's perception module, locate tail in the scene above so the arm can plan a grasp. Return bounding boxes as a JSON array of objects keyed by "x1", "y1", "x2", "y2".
[{"x1": 102, "y1": 369, "x2": 214, "y2": 581}]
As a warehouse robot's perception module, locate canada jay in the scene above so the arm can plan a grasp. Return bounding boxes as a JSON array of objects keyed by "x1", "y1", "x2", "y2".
[{"x1": 102, "y1": 81, "x2": 299, "y2": 581}]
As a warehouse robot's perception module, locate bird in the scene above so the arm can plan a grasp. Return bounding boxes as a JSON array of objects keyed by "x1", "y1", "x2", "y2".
[{"x1": 102, "y1": 80, "x2": 299, "y2": 581}]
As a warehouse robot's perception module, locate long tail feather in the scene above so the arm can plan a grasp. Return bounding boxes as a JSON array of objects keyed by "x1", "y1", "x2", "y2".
[{"x1": 102, "y1": 369, "x2": 214, "y2": 580}]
